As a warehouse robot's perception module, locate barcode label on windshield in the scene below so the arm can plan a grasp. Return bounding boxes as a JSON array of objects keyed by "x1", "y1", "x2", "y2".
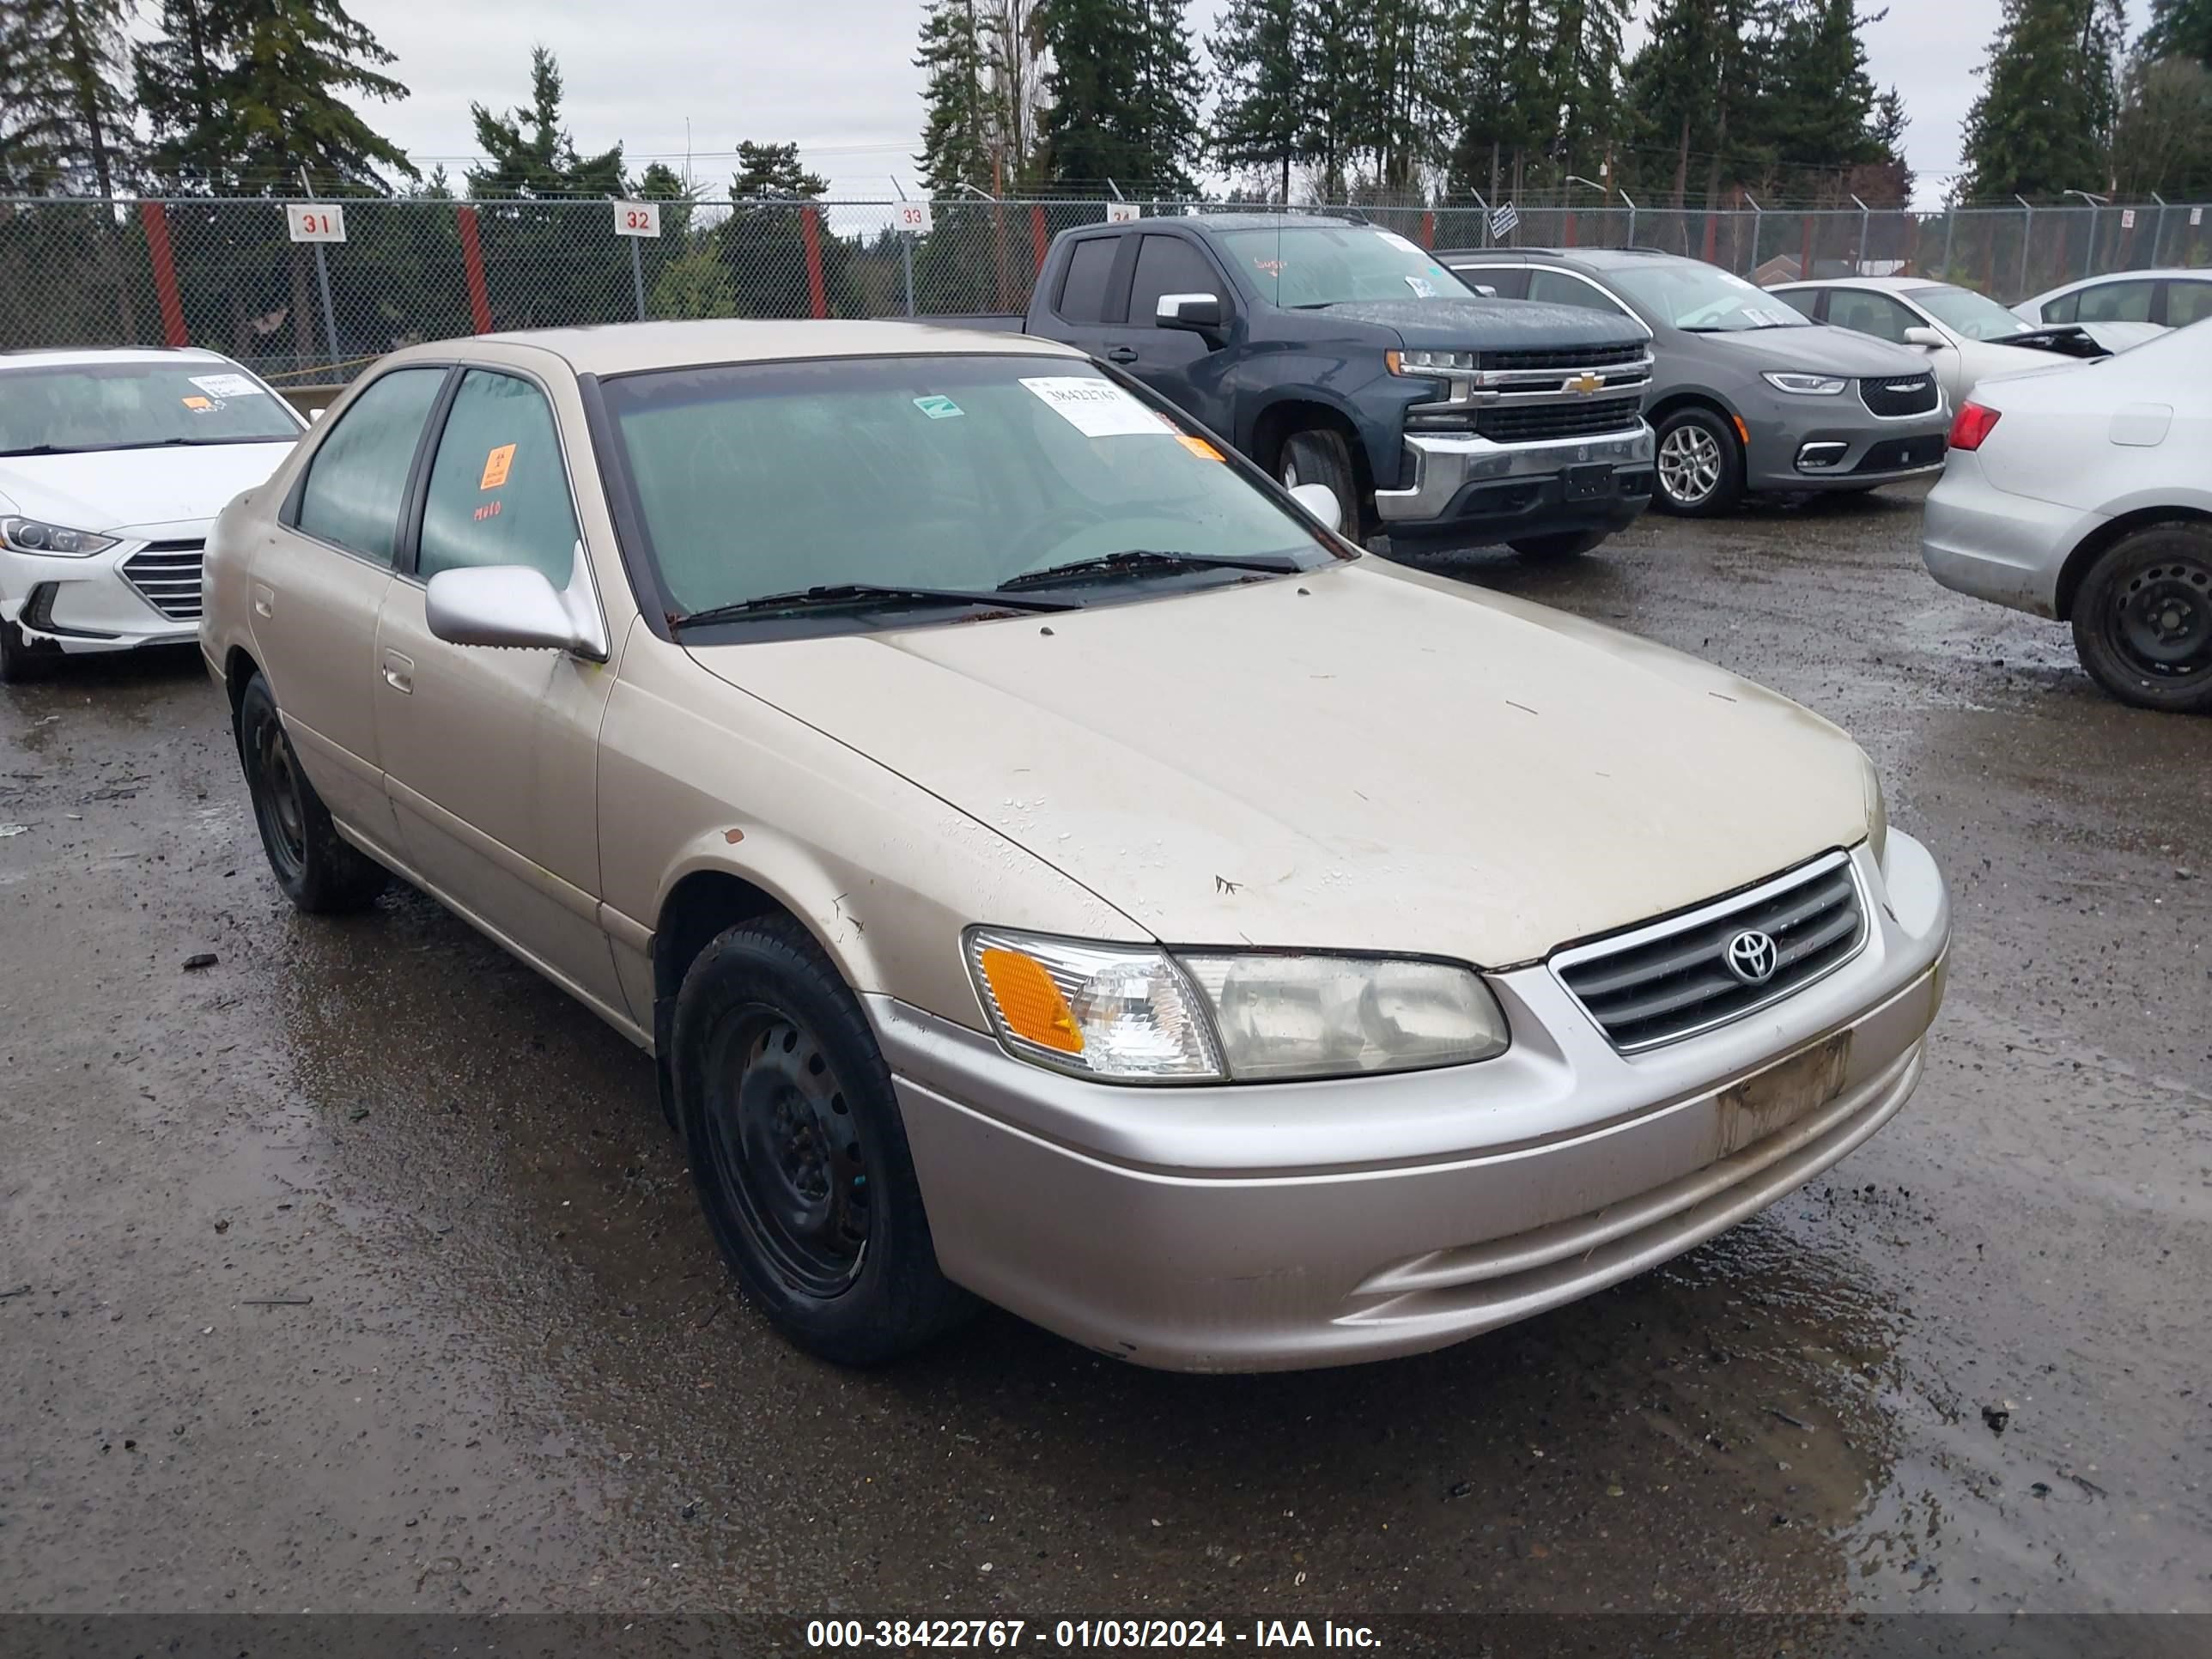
[{"x1": 1020, "y1": 376, "x2": 1169, "y2": 438}]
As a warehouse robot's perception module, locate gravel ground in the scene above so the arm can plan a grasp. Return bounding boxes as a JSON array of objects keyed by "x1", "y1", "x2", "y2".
[{"x1": 2, "y1": 481, "x2": 2206, "y2": 1628}]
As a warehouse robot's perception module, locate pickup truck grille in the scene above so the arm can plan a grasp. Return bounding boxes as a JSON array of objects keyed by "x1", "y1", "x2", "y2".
[
  {"x1": 1553, "y1": 853, "x2": 1866, "y2": 1052},
  {"x1": 1480, "y1": 343, "x2": 1649, "y2": 373},
  {"x1": 122, "y1": 540, "x2": 205, "y2": 622},
  {"x1": 1857, "y1": 373, "x2": 1939, "y2": 418},
  {"x1": 1474, "y1": 397, "x2": 1644, "y2": 443}
]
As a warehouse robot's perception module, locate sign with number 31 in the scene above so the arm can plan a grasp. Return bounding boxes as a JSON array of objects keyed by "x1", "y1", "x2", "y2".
[{"x1": 288, "y1": 204, "x2": 347, "y2": 243}]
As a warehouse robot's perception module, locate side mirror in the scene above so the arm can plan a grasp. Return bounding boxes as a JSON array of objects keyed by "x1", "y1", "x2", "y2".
[
  {"x1": 1902, "y1": 325, "x2": 1946, "y2": 349},
  {"x1": 308, "y1": 405, "x2": 325, "y2": 421},
  {"x1": 426, "y1": 563, "x2": 593, "y2": 654},
  {"x1": 1156, "y1": 292, "x2": 1224, "y2": 334},
  {"x1": 1468, "y1": 283, "x2": 1499, "y2": 298},
  {"x1": 1288, "y1": 482, "x2": 1342, "y2": 532}
]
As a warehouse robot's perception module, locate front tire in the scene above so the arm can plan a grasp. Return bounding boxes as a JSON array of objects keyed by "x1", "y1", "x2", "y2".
[
  {"x1": 2070, "y1": 524, "x2": 2212, "y2": 714},
  {"x1": 672, "y1": 917, "x2": 975, "y2": 1364},
  {"x1": 1653, "y1": 408, "x2": 1745, "y2": 516},
  {"x1": 235, "y1": 674, "x2": 389, "y2": 912},
  {"x1": 1508, "y1": 530, "x2": 1607, "y2": 562},
  {"x1": 1279, "y1": 427, "x2": 1366, "y2": 536},
  {"x1": 0, "y1": 615, "x2": 55, "y2": 684}
]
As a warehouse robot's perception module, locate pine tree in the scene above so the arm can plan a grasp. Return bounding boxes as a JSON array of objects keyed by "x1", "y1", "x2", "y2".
[
  {"x1": 1297, "y1": 0, "x2": 1370, "y2": 198},
  {"x1": 468, "y1": 47, "x2": 623, "y2": 198},
  {"x1": 1755, "y1": 0, "x2": 1882, "y2": 200},
  {"x1": 2111, "y1": 53, "x2": 2212, "y2": 196},
  {"x1": 1959, "y1": 0, "x2": 2126, "y2": 201},
  {"x1": 1544, "y1": 0, "x2": 1632, "y2": 183},
  {"x1": 2142, "y1": 0, "x2": 2212, "y2": 68},
  {"x1": 135, "y1": 0, "x2": 225, "y2": 185},
  {"x1": 0, "y1": 0, "x2": 134, "y2": 196},
  {"x1": 731, "y1": 140, "x2": 827, "y2": 198},
  {"x1": 1034, "y1": 0, "x2": 1200, "y2": 194},
  {"x1": 915, "y1": 0, "x2": 1001, "y2": 194},
  {"x1": 1130, "y1": 0, "x2": 1203, "y2": 195},
  {"x1": 1445, "y1": 0, "x2": 1552, "y2": 202},
  {"x1": 1210, "y1": 0, "x2": 1303, "y2": 200}
]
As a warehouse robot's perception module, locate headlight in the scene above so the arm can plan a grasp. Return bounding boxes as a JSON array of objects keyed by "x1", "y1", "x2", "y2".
[
  {"x1": 1761, "y1": 371, "x2": 1848, "y2": 395},
  {"x1": 1860, "y1": 753, "x2": 1889, "y2": 868},
  {"x1": 965, "y1": 928, "x2": 1510, "y2": 1084},
  {"x1": 1388, "y1": 349, "x2": 1478, "y2": 374},
  {"x1": 0, "y1": 516, "x2": 118, "y2": 556}
]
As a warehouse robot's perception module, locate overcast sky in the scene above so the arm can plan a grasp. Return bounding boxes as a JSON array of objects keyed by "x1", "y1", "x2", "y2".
[{"x1": 343, "y1": 0, "x2": 2148, "y2": 204}]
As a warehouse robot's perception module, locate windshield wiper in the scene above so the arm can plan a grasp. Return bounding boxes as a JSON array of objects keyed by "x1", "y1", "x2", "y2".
[
  {"x1": 998, "y1": 548, "x2": 1304, "y2": 592},
  {"x1": 670, "y1": 581, "x2": 1078, "y2": 631}
]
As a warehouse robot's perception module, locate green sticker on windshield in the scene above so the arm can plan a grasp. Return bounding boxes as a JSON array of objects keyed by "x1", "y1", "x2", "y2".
[{"x1": 912, "y1": 395, "x2": 964, "y2": 419}]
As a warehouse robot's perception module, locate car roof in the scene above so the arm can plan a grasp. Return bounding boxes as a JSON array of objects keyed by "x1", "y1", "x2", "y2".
[
  {"x1": 1770, "y1": 276, "x2": 1948, "y2": 292},
  {"x1": 1434, "y1": 246, "x2": 1686, "y2": 271},
  {"x1": 0, "y1": 344, "x2": 234, "y2": 370},
  {"x1": 383, "y1": 319, "x2": 1090, "y2": 378}
]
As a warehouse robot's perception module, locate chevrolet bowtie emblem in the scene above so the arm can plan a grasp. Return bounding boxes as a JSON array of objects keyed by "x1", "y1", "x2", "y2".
[{"x1": 1567, "y1": 372, "x2": 1604, "y2": 394}]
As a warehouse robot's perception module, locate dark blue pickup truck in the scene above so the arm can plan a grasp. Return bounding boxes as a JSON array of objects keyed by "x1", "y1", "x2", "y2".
[{"x1": 961, "y1": 214, "x2": 1658, "y2": 558}]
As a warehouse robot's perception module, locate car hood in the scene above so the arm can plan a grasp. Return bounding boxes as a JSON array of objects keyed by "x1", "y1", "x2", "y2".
[
  {"x1": 686, "y1": 561, "x2": 1870, "y2": 966},
  {"x1": 1314, "y1": 298, "x2": 1644, "y2": 353},
  {"x1": 1686, "y1": 324, "x2": 1930, "y2": 376},
  {"x1": 0, "y1": 441, "x2": 295, "y2": 533}
]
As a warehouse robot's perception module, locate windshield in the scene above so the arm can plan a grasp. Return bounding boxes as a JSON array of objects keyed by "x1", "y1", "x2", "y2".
[
  {"x1": 1906, "y1": 285, "x2": 2036, "y2": 342},
  {"x1": 0, "y1": 361, "x2": 301, "y2": 455},
  {"x1": 1609, "y1": 263, "x2": 1811, "y2": 332},
  {"x1": 601, "y1": 355, "x2": 1334, "y2": 628},
  {"x1": 1213, "y1": 224, "x2": 1463, "y2": 307}
]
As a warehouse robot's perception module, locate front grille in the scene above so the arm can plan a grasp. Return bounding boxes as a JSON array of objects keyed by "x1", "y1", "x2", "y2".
[
  {"x1": 122, "y1": 539, "x2": 204, "y2": 621},
  {"x1": 1857, "y1": 373, "x2": 1939, "y2": 417},
  {"x1": 1853, "y1": 435, "x2": 1946, "y2": 474},
  {"x1": 1479, "y1": 342, "x2": 1649, "y2": 373},
  {"x1": 1554, "y1": 853, "x2": 1866, "y2": 1051},
  {"x1": 1474, "y1": 397, "x2": 1644, "y2": 443}
]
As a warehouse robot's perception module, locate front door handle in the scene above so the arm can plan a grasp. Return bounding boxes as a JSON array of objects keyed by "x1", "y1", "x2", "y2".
[
  {"x1": 380, "y1": 649, "x2": 413, "y2": 695},
  {"x1": 1105, "y1": 346, "x2": 1139, "y2": 363}
]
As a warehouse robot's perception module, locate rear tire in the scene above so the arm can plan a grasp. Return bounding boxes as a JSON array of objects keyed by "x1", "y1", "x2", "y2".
[
  {"x1": 1508, "y1": 530, "x2": 1607, "y2": 562},
  {"x1": 0, "y1": 616, "x2": 55, "y2": 684},
  {"x1": 1278, "y1": 427, "x2": 1365, "y2": 536},
  {"x1": 1653, "y1": 407, "x2": 1745, "y2": 517},
  {"x1": 673, "y1": 916, "x2": 975, "y2": 1365},
  {"x1": 235, "y1": 674, "x2": 389, "y2": 912},
  {"x1": 2070, "y1": 523, "x2": 2212, "y2": 714}
]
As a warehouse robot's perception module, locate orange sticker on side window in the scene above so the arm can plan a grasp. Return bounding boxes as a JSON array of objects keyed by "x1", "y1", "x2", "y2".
[
  {"x1": 181, "y1": 396, "x2": 214, "y2": 410},
  {"x1": 480, "y1": 444, "x2": 515, "y2": 489},
  {"x1": 1176, "y1": 434, "x2": 1223, "y2": 461}
]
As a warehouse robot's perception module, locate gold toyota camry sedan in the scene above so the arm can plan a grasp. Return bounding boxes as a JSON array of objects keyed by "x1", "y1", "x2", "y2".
[{"x1": 200, "y1": 321, "x2": 1948, "y2": 1372}]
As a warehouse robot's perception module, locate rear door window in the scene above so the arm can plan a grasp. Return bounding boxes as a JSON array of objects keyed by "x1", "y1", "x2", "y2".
[
  {"x1": 1056, "y1": 239, "x2": 1119, "y2": 324},
  {"x1": 415, "y1": 369, "x2": 579, "y2": 587},
  {"x1": 2077, "y1": 280, "x2": 2154, "y2": 323},
  {"x1": 293, "y1": 367, "x2": 447, "y2": 564}
]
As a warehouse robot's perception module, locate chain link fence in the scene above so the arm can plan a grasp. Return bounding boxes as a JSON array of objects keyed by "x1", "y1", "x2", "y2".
[{"x1": 5, "y1": 193, "x2": 2209, "y2": 386}]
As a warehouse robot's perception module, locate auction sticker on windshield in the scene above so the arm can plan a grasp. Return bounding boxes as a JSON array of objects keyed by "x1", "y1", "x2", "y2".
[
  {"x1": 190, "y1": 373, "x2": 265, "y2": 398},
  {"x1": 1021, "y1": 377, "x2": 1168, "y2": 438}
]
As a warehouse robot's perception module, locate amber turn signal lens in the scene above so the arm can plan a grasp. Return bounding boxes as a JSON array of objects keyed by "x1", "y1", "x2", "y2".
[{"x1": 977, "y1": 947, "x2": 1085, "y2": 1053}]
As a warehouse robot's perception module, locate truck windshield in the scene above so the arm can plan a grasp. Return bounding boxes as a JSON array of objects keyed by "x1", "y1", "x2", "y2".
[
  {"x1": 1609, "y1": 264, "x2": 1812, "y2": 332},
  {"x1": 600, "y1": 355, "x2": 1336, "y2": 627},
  {"x1": 0, "y1": 361, "x2": 301, "y2": 455},
  {"x1": 1215, "y1": 225, "x2": 1463, "y2": 308}
]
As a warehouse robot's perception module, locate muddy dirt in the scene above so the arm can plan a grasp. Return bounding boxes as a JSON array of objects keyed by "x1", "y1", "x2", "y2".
[{"x1": 3, "y1": 483, "x2": 2207, "y2": 1623}]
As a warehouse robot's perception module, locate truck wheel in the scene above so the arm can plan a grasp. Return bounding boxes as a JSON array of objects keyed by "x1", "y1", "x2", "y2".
[
  {"x1": 235, "y1": 673, "x2": 389, "y2": 912},
  {"x1": 1279, "y1": 428, "x2": 1363, "y2": 532},
  {"x1": 2069, "y1": 523, "x2": 2212, "y2": 714},
  {"x1": 1653, "y1": 408, "x2": 1744, "y2": 516},
  {"x1": 1509, "y1": 530, "x2": 1607, "y2": 562},
  {"x1": 672, "y1": 916, "x2": 976, "y2": 1365}
]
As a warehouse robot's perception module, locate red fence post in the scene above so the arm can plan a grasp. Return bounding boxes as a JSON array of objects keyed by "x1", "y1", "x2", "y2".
[
  {"x1": 1800, "y1": 218, "x2": 1812, "y2": 281},
  {"x1": 1700, "y1": 210, "x2": 1718, "y2": 264},
  {"x1": 801, "y1": 207, "x2": 829, "y2": 319},
  {"x1": 1030, "y1": 204, "x2": 1049, "y2": 273},
  {"x1": 455, "y1": 207, "x2": 494, "y2": 334},
  {"x1": 1563, "y1": 210, "x2": 1578, "y2": 248},
  {"x1": 138, "y1": 203, "x2": 189, "y2": 347},
  {"x1": 1420, "y1": 210, "x2": 1435, "y2": 249}
]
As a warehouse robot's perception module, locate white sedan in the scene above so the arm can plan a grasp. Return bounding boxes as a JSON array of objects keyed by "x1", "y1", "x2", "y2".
[
  {"x1": 2013, "y1": 268, "x2": 2212, "y2": 330},
  {"x1": 1767, "y1": 276, "x2": 2114, "y2": 405},
  {"x1": 1922, "y1": 320, "x2": 2212, "y2": 713},
  {"x1": 0, "y1": 347, "x2": 306, "y2": 682}
]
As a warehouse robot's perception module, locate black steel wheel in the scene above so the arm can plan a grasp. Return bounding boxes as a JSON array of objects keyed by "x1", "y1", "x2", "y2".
[
  {"x1": 673, "y1": 917, "x2": 974, "y2": 1364},
  {"x1": 2072, "y1": 524, "x2": 2212, "y2": 714},
  {"x1": 234, "y1": 674, "x2": 389, "y2": 911}
]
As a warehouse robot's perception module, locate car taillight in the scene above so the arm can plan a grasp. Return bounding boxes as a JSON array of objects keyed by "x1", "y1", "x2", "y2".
[{"x1": 1948, "y1": 402, "x2": 2002, "y2": 451}]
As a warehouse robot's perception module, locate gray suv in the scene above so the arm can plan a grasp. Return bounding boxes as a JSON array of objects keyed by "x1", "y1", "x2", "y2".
[{"x1": 1437, "y1": 247, "x2": 1951, "y2": 515}]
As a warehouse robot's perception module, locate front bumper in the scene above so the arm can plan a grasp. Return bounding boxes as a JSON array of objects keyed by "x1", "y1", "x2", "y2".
[
  {"x1": 0, "y1": 529, "x2": 206, "y2": 655},
  {"x1": 1745, "y1": 399, "x2": 1949, "y2": 494},
  {"x1": 1921, "y1": 451, "x2": 2099, "y2": 618},
  {"x1": 1374, "y1": 425, "x2": 1654, "y2": 542},
  {"x1": 880, "y1": 833, "x2": 1948, "y2": 1372}
]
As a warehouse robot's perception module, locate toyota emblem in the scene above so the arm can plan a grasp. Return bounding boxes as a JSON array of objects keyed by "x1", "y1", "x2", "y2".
[{"x1": 1724, "y1": 929, "x2": 1779, "y2": 985}]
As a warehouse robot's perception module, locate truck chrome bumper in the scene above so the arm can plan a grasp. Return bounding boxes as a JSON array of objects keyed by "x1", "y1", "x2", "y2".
[{"x1": 1374, "y1": 423, "x2": 1656, "y2": 524}]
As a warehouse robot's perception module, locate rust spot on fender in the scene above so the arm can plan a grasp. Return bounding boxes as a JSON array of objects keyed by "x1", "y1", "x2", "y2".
[
  {"x1": 1716, "y1": 1030, "x2": 1851, "y2": 1159},
  {"x1": 723, "y1": 828, "x2": 744, "y2": 844}
]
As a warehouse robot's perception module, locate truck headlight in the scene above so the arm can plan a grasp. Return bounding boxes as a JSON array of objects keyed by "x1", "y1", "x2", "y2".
[
  {"x1": 0, "y1": 516, "x2": 118, "y2": 556},
  {"x1": 965, "y1": 928, "x2": 1509, "y2": 1084},
  {"x1": 1388, "y1": 349, "x2": 1477, "y2": 374},
  {"x1": 1761, "y1": 371, "x2": 1849, "y2": 396}
]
